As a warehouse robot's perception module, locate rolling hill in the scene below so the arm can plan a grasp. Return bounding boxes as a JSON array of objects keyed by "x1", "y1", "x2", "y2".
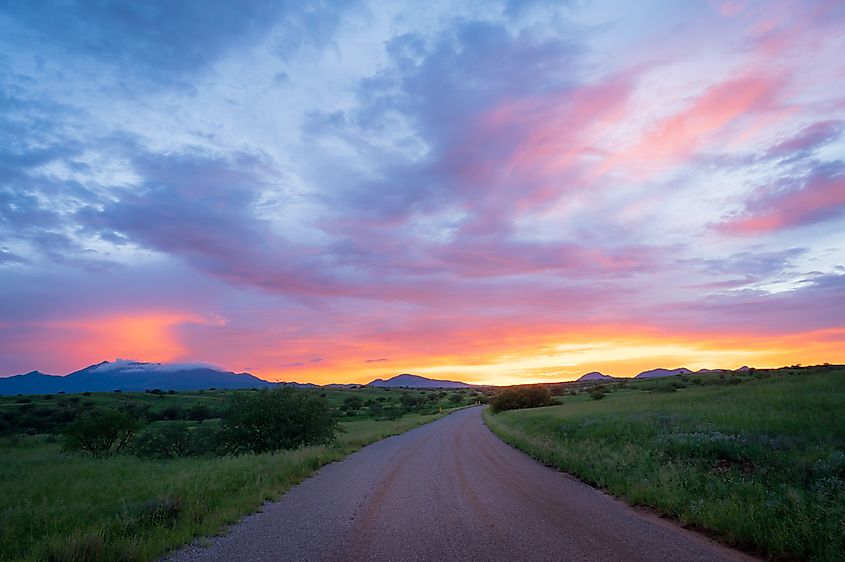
[
  {"x1": 576, "y1": 371, "x2": 616, "y2": 381},
  {"x1": 634, "y1": 367, "x2": 693, "y2": 379},
  {"x1": 367, "y1": 374, "x2": 474, "y2": 389}
]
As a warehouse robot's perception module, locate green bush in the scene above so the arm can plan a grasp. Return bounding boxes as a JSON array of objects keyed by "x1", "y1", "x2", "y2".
[
  {"x1": 399, "y1": 393, "x2": 424, "y2": 411},
  {"x1": 62, "y1": 409, "x2": 140, "y2": 458},
  {"x1": 219, "y1": 387, "x2": 339, "y2": 454},
  {"x1": 590, "y1": 388, "x2": 606, "y2": 400},
  {"x1": 132, "y1": 423, "x2": 193, "y2": 459},
  {"x1": 342, "y1": 396, "x2": 363, "y2": 416},
  {"x1": 186, "y1": 403, "x2": 213, "y2": 421},
  {"x1": 490, "y1": 386, "x2": 555, "y2": 413}
]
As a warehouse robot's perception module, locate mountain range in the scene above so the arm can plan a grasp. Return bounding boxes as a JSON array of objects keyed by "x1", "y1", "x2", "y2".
[
  {"x1": 1, "y1": 360, "x2": 753, "y2": 395},
  {"x1": 0, "y1": 360, "x2": 273, "y2": 395}
]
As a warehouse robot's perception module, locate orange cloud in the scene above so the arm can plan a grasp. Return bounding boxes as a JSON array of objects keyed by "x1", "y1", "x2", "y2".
[{"x1": 30, "y1": 312, "x2": 202, "y2": 372}]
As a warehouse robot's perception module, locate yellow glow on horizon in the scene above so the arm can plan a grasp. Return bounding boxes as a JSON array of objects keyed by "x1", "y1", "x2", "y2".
[{"x1": 253, "y1": 328, "x2": 845, "y2": 386}]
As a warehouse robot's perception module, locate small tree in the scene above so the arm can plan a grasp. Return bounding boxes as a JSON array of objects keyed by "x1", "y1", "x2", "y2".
[
  {"x1": 399, "y1": 392, "x2": 422, "y2": 411},
  {"x1": 343, "y1": 396, "x2": 363, "y2": 412},
  {"x1": 367, "y1": 399, "x2": 384, "y2": 416},
  {"x1": 186, "y1": 403, "x2": 213, "y2": 421},
  {"x1": 219, "y1": 387, "x2": 339, "y2": 454},
  {"x1": 490, "y1": 386, "x2": 555, "y2": 413},
  {"x1": 63, "y1": 409, "x2": 140, "y2": 457}
]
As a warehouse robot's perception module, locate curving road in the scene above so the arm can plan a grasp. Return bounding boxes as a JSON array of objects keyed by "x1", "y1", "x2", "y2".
[{"x1": 170, "y1": 406, "x2": 753, "y2": 562}]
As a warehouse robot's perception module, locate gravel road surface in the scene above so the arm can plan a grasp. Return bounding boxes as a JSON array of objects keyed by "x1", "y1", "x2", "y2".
[{"x1": 169, "y1": 406, "x2": 753, "y2": 561}]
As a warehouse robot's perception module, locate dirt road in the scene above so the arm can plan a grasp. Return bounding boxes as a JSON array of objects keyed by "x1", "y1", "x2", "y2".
[{"x1": 170, "y1": 406, "x2": 752, "y2": 561}]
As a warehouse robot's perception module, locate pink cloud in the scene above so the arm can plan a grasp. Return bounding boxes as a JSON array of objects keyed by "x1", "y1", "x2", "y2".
[
  {"x1": 593, "y1": 73, "x2": 785, "y2": 180},
  {"x1": 718, "y1": 169, "x2": 845, "y2": 234}
]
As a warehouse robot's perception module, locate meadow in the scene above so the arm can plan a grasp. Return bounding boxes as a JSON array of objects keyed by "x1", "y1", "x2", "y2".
[
  {"x1": 484, "y1": 366, "x2": 845, "y2": 561},
  {"x1": 0, "y1": 386, "x2": 482, "y2": 561}
]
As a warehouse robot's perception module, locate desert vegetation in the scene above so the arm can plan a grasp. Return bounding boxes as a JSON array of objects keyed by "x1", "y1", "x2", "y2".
[
  {"x1": 484, "y1": 366, "x2": 845, "y2": 561},
  {"x1": 489, "y1": 385, "x2": 555, "y2": 413},
  {"x1": 0, "y1": 385, "x2": 476, "y2": 561}
]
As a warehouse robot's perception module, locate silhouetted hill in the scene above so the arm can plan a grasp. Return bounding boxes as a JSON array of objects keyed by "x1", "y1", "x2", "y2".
[
  {"x1": 0, "y1": 360, "x2": 274, "y2": 395},
  {"x1": 367, "y1": 374, "x2": 474, "y2": 389},
  {"x1": 634, "y1": 367, "x2": 692, "y2": 379},
  {"x1": 577, "y1": 371, "x2": 616, "y2": 381}
]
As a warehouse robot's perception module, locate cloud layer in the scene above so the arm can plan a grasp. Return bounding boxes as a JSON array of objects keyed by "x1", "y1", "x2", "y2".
[{"x1": 1, "y1": 0, "x2": 844, "y2": 383}]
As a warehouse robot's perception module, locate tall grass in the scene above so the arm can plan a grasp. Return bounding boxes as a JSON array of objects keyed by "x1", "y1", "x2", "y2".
[
  {"x1": 0, "y1": 413, "x2": 444, "y2": 562},
  {"x1": 484, "y1": 370, "x2": 845, "y2": 561}
]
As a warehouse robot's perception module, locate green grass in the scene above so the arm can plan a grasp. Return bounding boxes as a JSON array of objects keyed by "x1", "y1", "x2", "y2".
[
  {"x1": 484, "y1": 368, "x2": 845, "y2": 561},
  {"x1": 0, "y1": 412, "x2": 450, "y2": 562}
]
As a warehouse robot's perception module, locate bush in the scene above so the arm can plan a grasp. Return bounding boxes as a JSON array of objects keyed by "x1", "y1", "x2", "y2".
[
  {"x1": 135, "y1": 496, "x2": 182, "y2": 528},
  {"x1": 399, "y1": 393, "x2": 423, "y2": 411},
  {"x1": 219, "y1": 387, "x2": 339, "y2": 454},
  {"x1": 342, "y1": 396, "x2": 363, "y2": 413},
  {"x1": 132, "y1": 423, "x2": 222, "y2": 458},
  {"x1": 132, "y1": 424, "x2": 193, "y2": 458},
  {"x1": 63, "y1": 409, "x2": 140, "y2": 457},
  {"x1": 186, "y1": 403, "x2": 213, "y2": 421},
  {"x1": 490, "y1": 386, "x2": 555, "y2": 413},
  {"x1": 160, "y1": 405, "x2": 182, "y2": 421},
  {"x1": 367, "y1": 400, "x2": 383, "y2": 415}
]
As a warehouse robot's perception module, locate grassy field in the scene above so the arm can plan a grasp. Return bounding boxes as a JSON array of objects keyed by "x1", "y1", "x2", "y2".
[
  {"x1": 484, "y1": 367, "x2": 845, "y2": 561},
  {"x1": 0, "y1": 386, "x2": 482, "y2": 561}
]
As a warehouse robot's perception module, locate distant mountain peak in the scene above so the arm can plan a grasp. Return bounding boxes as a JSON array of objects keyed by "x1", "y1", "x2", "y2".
[
  {"x1": 367, "y1": 373, "x2": 473, "y2": 388},
  {"x1": 577, "y1": 371, "x2": 616, "y2": 381}
]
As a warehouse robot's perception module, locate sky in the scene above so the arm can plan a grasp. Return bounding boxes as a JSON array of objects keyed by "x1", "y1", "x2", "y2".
[{"x1": 0, "y1": 0, "x2": 844, "y2": 385}]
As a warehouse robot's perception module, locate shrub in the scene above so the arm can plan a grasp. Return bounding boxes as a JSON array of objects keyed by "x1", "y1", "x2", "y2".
[
  {"x1": 135, "y1": 496, "x2": 182, "y2": 528},
  {"x1": 490, "y1": 386, "x2": 555, "y2": 413},
  {"x1": 131, "y1": 423, "x2": 221, "y2": 458},
  {"x1": 399, "y1": 393, "x2": 423, "y2": 411},
  {"x1": 63, "y1": 409, "x2": 140, "y2": 457},
  {"x1": 160, "y1": 405, "x2": 182, "y2": 421},
  {"x1": 186, "y1": 403, "x2": 212, "y2": 421},
  {"x1": 342, "y1": 396, "x2": 363, "y2": 412},
  {"x1": 132, "y1": 424, "x2": 193, "y2": 459},
  {"x1": 219, "y1": 387, "x2": 339, "y2": 454},
  {"x1": 385, "y1": 406, "x2": 404, "y2": 420}
]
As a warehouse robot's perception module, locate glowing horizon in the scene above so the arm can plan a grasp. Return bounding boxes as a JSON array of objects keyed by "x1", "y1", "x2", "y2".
[{"x1": 1, "y1": 1, "x2": 844, "y2": 386}]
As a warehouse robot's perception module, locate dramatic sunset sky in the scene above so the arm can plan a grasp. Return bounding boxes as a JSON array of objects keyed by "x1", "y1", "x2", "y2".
[{"x1": 1, "y1": 0, "x2": 844, "y2": 385}]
